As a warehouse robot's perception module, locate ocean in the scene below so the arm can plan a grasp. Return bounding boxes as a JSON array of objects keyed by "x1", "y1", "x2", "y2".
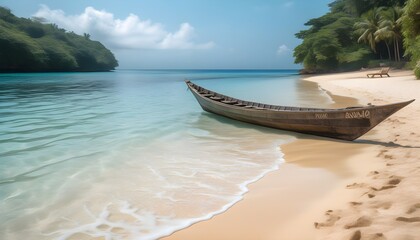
[{"x1": 0, "y1": 70, "x2": 333, "y2": 239}]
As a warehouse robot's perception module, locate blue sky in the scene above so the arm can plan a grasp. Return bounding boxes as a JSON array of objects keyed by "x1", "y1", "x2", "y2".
[{"x1": 2, "y1": 0, "x2": 332, "y2": 69}]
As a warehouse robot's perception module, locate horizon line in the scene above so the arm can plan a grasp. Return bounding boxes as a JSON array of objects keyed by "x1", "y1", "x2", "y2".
[{"x1": 116, "y1": 68, "x2": 302, "y2": 71}]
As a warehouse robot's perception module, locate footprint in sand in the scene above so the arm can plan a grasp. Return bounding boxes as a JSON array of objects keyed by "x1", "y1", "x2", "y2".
[
  {"x1": 371, "y1": 201, "x2": 393, "y2": 210},
  {"x1": 314, "y1": 210, "x2": 341, "y2": 229},
  {"x1": 349, "y1": 201, "x2": 363, "y2": 206},
  {"x1": 388, "y1": 118, "x2": 404, "y2": 124},
  {"x1": 347, "y1": 182, "x2": 366, "y2": 189},
  {"x1": 344, "y1": 216, "x2": 372, "y2": 229},
  {"x1": 376, "y1": 150, "x2": 388, "y2": 158},
  {"x1": 364, "y1": 176, "x2": 402, "y2": 195},
  {"x1": 388, "y1": 176, "x2": 402, "y2": 185},
  {"x1": 396, "y1": 217, "x2": 420, "y2": 222},
  {"x1": 406, "y1": 203, "x2": 420, "y2": 214},
  {"x1": 370, "y1": 185, "x2": 396, "y2": 191},
  {"x1": 367, "y1": 192, "x2": 376, "y2": 198},
  {"x1": 348, "y1": 230, "x2": 361, "y2": 240},
  {"x1": 364, "y1": 185, "x2": 394, "y2": 198},
  {"x1": 368, "y1": 171, "x2": 379, "y2": 176},
  {"x1": 365, "y1": 233, "x2": 386, "y2": 240}
]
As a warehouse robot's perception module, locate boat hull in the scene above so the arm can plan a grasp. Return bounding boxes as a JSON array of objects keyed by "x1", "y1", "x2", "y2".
[{"x1": 186, "y1": 81, "x2": 414, "y2": 141}]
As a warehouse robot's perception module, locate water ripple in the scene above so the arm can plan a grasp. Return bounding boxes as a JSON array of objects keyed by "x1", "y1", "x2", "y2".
[
  {"x1": 0, "y1": 70, "x2": 330, "y2": 240},
  {"x1": 0, "y1": 151, "x2": 103, "y2": 186}
]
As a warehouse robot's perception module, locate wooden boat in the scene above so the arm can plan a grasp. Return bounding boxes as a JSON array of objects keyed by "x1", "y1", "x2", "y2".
[{"x1": 186, "y1": 80, "x2": 414, "y2": 141}]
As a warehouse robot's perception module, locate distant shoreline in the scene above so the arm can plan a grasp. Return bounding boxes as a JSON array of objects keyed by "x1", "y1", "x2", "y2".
[
  {"x1": 0, "y1": 69, "x2": 115, "y2": 74},
  {"x1": 0, "y1": 68, "x2": 301, "y2": 73}
]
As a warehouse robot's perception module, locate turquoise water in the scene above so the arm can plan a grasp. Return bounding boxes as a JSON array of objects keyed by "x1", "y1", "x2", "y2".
[{"x1": 0, "y1": 70, "x2": 332, "y2": 239}]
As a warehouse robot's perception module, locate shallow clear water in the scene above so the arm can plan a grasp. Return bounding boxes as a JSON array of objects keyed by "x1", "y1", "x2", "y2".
[{"x1": 0, "y1": 70, "x2": 332, "y2": 239}]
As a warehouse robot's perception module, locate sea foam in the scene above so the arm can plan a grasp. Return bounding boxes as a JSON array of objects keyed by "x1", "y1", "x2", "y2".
[{"x1": 0, "y1": 70, "x2": 330, "y2": 239}]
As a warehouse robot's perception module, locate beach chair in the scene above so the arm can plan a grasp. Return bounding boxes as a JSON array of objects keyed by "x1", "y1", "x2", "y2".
[{"x1": 367, "y1": 67, "x2": 390, "y2": 78}]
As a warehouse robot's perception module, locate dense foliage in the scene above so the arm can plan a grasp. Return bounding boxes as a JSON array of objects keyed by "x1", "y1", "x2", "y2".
[
  {"x1": 0, "y1": 7, "x2": 118, "y2": 72},
  {"x1": 401, "y1": 0, "x2": 420, "y2": 78},
  {"x1": 294, "y1": 0, "x2": 419, "y2": 78},
  {"x1": 294, "y1": 10, "x2": 372, "y2": 72}
]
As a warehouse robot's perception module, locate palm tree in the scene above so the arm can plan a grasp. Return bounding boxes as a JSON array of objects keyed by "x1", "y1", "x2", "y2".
[
  {"x1": 375, "y1": 26, "x2": 392, "y2": 60},
  {"x1": 375, "y1": 25, "x2": 393, "y2": 61},
  {"x1": 377, "y1": 6, "x2": 404, "y2": 61},
  {"x1": 354, "y1": 8, "x2": 383, "y2": 54}
]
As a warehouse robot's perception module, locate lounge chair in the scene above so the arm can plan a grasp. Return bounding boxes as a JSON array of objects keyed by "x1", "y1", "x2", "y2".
[{"x1": 367, "y1": 67, "x2": 390, "y2": 78}]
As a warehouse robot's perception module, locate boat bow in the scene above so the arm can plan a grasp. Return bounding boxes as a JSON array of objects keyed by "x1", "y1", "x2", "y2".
[{"x1": 186, "y1": 80, "x2": 414, "y2": 141}]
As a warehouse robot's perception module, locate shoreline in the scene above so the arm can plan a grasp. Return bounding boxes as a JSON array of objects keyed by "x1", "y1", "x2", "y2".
[{"x1": 163, "y1": 69, "x2": 420, "y2": 240}]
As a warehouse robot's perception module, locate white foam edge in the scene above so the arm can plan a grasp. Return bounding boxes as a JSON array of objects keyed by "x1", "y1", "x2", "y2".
[
  {"x1": 148, "y1": 137, "x2": 296, "y2": 240},
  {"x1": 317, "y1": 85, "x2": 336, "y2": 105},
  {"x1": 47, "y1": 137, "x2": 296, "y2": 240}
]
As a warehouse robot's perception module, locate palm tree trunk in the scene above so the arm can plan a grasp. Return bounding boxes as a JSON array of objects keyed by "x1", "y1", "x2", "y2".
[
  {"x1": 393, "y1": 39, "x2": 397, "y2": 62},
  {"x1": 385, "y1": 42, "x2": 392, "y2": 61},
  {"x1": 396, "y1": 39, "x2": 401, "y2": 62}
]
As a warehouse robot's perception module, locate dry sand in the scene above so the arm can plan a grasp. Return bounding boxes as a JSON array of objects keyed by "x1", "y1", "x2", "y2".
[{"x1": 163, "y1": 69, "x2": 420, "y2": 240}]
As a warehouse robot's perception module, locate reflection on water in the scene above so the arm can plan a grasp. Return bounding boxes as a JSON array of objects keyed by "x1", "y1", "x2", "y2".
[{"x1": 0, "y1": 70, "x2": 331, "y2": 239}]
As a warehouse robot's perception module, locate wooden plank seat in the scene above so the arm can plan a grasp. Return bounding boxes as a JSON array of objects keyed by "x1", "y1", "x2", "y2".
[
  {"x1": 201, "y1": 93, "x2": 213, "y2": 97},
  {"x1": 234, "y1": 103, "x2": 247, "y2": 107},
  {"x1": 242, "y1": 105, "x2": 263, "y2": 110},
  {"x1": 221, "y1": 100, "x2": 238, "y2": 104},
  {"x1": 210, "y1": 96, "x2": 223, "y2": 101}
]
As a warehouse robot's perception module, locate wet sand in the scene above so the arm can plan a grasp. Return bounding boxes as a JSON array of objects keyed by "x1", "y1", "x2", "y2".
[{"x1": 163, "y1": 69, "x2": 420, "y2": 240}]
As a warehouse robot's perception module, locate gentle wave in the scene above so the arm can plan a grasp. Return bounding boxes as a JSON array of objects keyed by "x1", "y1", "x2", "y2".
[{"x1": 0, "y1": 70, "x2": 331, "y2": 239}]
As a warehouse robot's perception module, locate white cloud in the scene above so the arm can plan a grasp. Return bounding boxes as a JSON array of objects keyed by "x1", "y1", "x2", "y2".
[
  {"x1": 276, "y1": 44, "x2": 290, "y2": 55},
  {"x1": 34, "y1": 5, "x2": 214, "y2": 50}
]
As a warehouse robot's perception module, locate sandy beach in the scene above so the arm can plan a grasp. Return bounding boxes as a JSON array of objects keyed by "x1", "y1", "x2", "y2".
[{"x1": 163, "y1": 69, "x2": 420, "y2": 240}]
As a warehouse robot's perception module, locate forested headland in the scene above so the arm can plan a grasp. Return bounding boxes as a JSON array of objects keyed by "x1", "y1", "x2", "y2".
[
  {"x1": 294, "y1": 0, "x2": 420, "y2": 79},
  {"x1": 0, "y1": 7, "x2": 118, "y2": 72}
]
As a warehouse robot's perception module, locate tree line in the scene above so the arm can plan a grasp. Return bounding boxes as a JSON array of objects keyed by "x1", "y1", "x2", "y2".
[
  {"x1": 294, "y1": 0, "x2": 419, "y2": 79},
  {"x1": 0, "y1": 7, "x2": 118, "y2": 72}
]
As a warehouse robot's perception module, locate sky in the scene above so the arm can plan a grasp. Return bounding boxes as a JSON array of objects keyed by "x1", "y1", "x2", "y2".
[{"x1": 1, "y1": 0, "x2": 332, "y2": 69}]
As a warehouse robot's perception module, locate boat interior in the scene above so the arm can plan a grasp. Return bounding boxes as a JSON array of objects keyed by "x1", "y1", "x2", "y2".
[{"x1": 188, "y1": 81, "x2": 367, "y2": 112}]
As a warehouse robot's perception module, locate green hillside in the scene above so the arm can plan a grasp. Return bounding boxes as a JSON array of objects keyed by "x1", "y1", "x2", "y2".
[{"x1": 0, "y1": 7, "x2": 118, "y2": 72}]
